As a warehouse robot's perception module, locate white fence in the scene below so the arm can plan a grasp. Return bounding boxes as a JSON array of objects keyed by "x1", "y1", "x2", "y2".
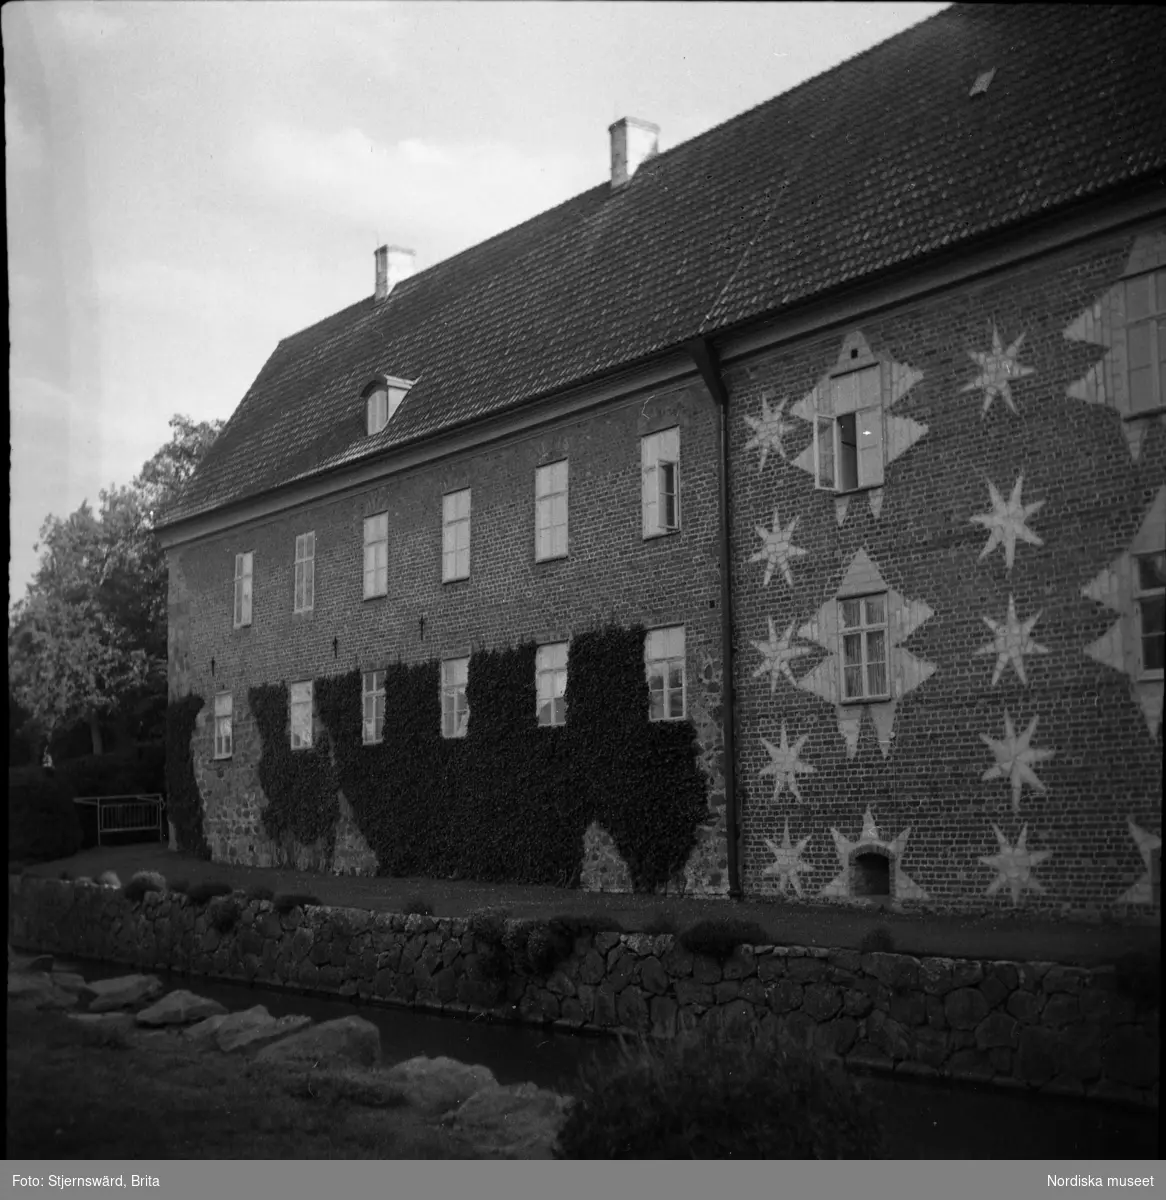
[{"x1": 73, "y1": 794, "x2": 165, "y2": 846}]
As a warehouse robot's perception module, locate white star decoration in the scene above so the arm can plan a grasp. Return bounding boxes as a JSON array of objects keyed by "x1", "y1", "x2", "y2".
[
  {"x1": 980, "y1": 824, "x2": 1052, "y2": 907},
  {"x1": 977, "y1": 595, "x2": 1048, "y2": 686},
  {"x1": 1118, "y1": 818, "x2": 1162, "y2": 905},
  {"x1": 743, "y1": 393, "x2": 796, "y2": 472},
  {"x1": 751, "y1": 618, "x2": 815, "y2": 695},
  {"x1": 750, "y1": 509, "x2": 808, "y2": 589},
  {"x1": 1064, "y1": 232, "x2": 1166, "y2": 462},
  {"x1": 969, "y1": 473, "x2": 1045, "y2": 573},
  {"x1": 792, "y1": 548, "x2": 936, "y2": 758},
  {"x1": 820, "y1": 807, "x2": 928, "y2": 901},
  {"x1": 763, "y1": 819, "x2": 813, "y2": 898},
  {"x1": 962, "y1": 324, "x2": 1035, "y2": 416},
  {"x1": 980, "y1": 711, "x2": 1055, "y2": 815},
  {"x1": 758, "y1": 723, "x2": 816, "y2": 802}
]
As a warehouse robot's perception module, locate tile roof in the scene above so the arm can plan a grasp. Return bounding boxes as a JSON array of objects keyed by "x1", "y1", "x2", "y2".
[{"x1": 165, "y1": 3, "x2": 1166, "y2": 528}]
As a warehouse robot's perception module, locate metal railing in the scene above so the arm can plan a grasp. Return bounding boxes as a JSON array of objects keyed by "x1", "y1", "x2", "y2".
[{"x1": 73, "y1": 794, "x2": 166, "y2": 846}]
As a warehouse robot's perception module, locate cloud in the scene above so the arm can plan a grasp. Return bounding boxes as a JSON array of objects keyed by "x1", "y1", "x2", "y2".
[{"x1": 242, "y1": 122, "x2": 595, "y2": 261}]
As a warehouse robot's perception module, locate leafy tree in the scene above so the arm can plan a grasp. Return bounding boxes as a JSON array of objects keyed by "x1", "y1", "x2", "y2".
[{"x1": 8, "y1": 414, "x2": 223, "y2": 757}]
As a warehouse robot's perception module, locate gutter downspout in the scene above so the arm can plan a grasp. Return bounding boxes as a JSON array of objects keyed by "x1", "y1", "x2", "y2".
[{"x1": 685, "y1": 336, "x2": 742, "y2": 901}]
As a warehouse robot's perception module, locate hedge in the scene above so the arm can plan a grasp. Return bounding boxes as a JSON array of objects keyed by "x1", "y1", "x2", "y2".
[{"x1": 8, "y1": 767, "x2": 83, "y2": 864}]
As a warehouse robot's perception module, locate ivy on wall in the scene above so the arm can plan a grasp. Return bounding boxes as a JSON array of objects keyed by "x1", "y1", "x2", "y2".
[
  {"x1": 308, "y1": 625, "x2": 709, "y2": 891},
  {"x1": 248, "y1": 683, "x2": 339, "y2": 859},
  {"x1": 165, "y1": 694, "x2": 210, "y2": 858}
]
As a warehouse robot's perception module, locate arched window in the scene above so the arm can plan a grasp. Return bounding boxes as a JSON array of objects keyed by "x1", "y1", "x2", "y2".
[{"x1": 364, "y1": 377, "x2": 411, "y2": 436}]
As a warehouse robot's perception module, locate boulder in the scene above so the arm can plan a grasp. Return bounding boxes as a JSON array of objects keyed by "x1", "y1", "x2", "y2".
[
  {"x1": 8, "y1": 971, "x2": 79, "y2": 1010},
  {"x1": 253, "y1": 1015, "x2": 381, "y2": 1069},
  {"x1": 444, "y1": 1082, "x2": 572, "y2": 1159},
  {"x1": 51, "y1": 971, "x2": 91, "y2": 996},
  {"x1": 85, "y1": 974, "x2": 164, "y2": 1013},
  {"x1": 184, "y1": 1014, "x2": 228, "y2": 1047},
  {"x1": 379, "y1": 1055, "x2": 497, "y2": 1115},
  {"x1": 136, "y1": 989, "x2": 228, "y2": 1027},
  {"x1": 215, "y1": 1006, "x2": 312, "y2": 1054}
]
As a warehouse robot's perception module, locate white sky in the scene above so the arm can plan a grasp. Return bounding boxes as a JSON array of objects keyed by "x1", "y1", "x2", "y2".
[{"x1": 5, "y1": 0, "x2": 947, "y2": 604}]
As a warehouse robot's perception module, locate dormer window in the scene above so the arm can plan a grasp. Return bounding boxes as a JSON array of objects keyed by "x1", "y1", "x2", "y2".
[{"x1": 364, "y1": 376, "x2": 412, "y2": 436}]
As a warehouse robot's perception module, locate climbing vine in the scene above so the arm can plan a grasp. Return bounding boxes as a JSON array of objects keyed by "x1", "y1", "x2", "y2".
[
  {"x1": 165, "y1": 693, "x2": 210, "y2": 858},
  {"x1": 249, "y1": 682, "x2": 339, "y2": 859}
]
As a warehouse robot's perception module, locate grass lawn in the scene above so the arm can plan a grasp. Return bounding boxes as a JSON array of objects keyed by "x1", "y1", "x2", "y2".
[{"x1": 5, "y1": 1004, "x2": 475, "y2": 1160}]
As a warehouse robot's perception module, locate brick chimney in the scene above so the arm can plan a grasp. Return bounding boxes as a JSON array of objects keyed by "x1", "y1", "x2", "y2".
[
  {"x1": 609, "y1": 117, "x2": 659, "y2": 189},
  {"x1": 374, "y1": 245, "x2": 416, "y2": 301}
]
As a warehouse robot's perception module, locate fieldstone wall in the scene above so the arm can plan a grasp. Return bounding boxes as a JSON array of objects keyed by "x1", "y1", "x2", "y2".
[{"x1": 8, "y1": 875, "x2": 1157, "y2": 1108}]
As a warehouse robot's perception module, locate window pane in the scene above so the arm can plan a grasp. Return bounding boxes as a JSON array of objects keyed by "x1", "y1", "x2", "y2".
[
  {"x1": 1141, "y1": 597, "x2": 1164, "y2": 671},
  {"x1": 537, "y1": 700, "x2": 553, "y2": 726},
  {"x1": 648, "y1": 681, "x2": 665, "y2": 721},
  {"x1": 866, "y1": 629, "x2": 887, "y2": 665},
  {"x1": 1126, "y1": 275, "x2": 1153, "y2": 322},
  {"x1": 867, "y1": 660, "x2": 888, "y2": 696},
  {"x1": 843, "y1": 665, "x2": 863, "y2": 700},
  {"x1": 668, "y1": 682, "x2": 685, "y2": 719},
  {"x1": 1137, "y1": 552, "x2": 1166, "y2": 591},
  {"x1": 1130, "y1": 365, "x2": 1156, "y2": 412},
  {"x1": 1156, "y1": 270, "x2": 1166, "y2": 313},
  {"x1": 659, "y1": 461, "x2": 678, "y2": 528},
  {"x1": 816, "y1": 418, "x2": 834, "y2": 488},
  {"x1": 857, "y1": 405, "x2": 884, "y2": 487},
  {"x1": 1128, "y1": 321, "x2": 1153, "y2": 369},
  {"x1": 642, "y1": 462, "x2": 658, "y2": 534},
  {"x1": 667, "y1": 660, "x2": 684, "y2": 696},
  {"x1": 837, "y1": 413, "x2": 858, "y2": 491},
  {"x1": 843, "y1": 632, "x2": 863, "y2": 668},
  {"x1": 864, "y1": 596, "x2": 886, "y2": 625},
  {"x1": 832, "y1": 372, "x2": 859, "y2": 415},
  {"x1": 841, "y1": 599, "x2": 862, "y2": 629}
]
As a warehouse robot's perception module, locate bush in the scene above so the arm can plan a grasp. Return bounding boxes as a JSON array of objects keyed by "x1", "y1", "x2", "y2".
[
  {"x1": 246, "y1": 885, "x2": 275, "y2": 903},
  {"x1": 1114, "y1": 951, "x2": 1160, "y2": 1010},
  {"x1": 55, "y1": 744, "x2": 165, "y2": 801},
  {"x1": 209, "y1": 896, "x2": 241, "y2": 933},
  {"x1": 8, "y1": 768, "x2": 82, "y2": 864},
  {"x1": 187, "y1": 880, "x2": 233, "y2": 906},
  {"x1": 554, "y1": 1023, "x2": 885, "y2": 1159},
  {"x1": 858, "y1": 926, "x2": 895, "y2": 954},
  {"x1": 402, "y1": 895, "x2": 434, "y2": 917},
  {"x1": 122, "y1": 870, "x2": 167, "y2": 904},
  {"x1": 678, "y1": 917, "x2": 771, "y2": 961},
  {"x1": 273, "y1": 892, "x2": 320, "y2": 914}
]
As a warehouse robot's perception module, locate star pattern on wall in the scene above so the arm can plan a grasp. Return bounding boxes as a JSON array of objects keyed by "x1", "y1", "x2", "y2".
[
  {"x1": 819, "y1": 807, "x2": 928, "y2": 901},
  {"x1": 980, "y1": 824, "x2": 1052, "y2": 907},
  {"x1": 758, "y1": 723, "x2": 816, "y2": 802},
  {"x1": 962, "y1": 324, "x2": 1036, "y2": 416},
  {"x1": 793, "y1": 548, "x2": 936, "y2": 758},
  {"x1": 979, "y1": 711, "x2": 1055, "y2": 815},
  {"x1": 788, "y1": 331, "x2": 926, "y2": 521},
  {"x1": 1117, "y1": 818, "x2": 1162, "y2": 905},
  {"x1": 743, "y1": 392, "x2": 796, "y2": 472},
  {"x1": 1080, "y1": 486, "x2": 1166, "y2": 739},
  {"x1": 751, "y1": 617, "x2": 815, "y2": 695},
  {"x1": 977, "y1": 595, "x2": 1049, "y2": 686},
  {"x1": 750, "y1": 509, "x2": 808, "y2": 589},
  {"x1": 1064, "y1": 232, "x2": 1166, "y2": 462},
  {"x1": 969, "y1": 473, "x2": 1045, "y2": 574},
  {"x1": 762, "y1": 819, "x2": 814, "y2": 898}
]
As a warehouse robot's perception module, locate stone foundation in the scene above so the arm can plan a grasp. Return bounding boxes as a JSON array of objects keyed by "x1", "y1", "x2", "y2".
[{"x1": 7, "y1": 875, "x2": 1157, "y2": 1108}]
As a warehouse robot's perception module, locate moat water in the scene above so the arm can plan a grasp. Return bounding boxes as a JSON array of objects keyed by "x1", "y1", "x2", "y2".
[{"x1": 64, "y1": 956, "x2": 1158, "y2": 1159}]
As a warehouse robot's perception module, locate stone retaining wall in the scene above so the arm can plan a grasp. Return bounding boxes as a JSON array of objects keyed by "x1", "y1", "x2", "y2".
[{"x1": 8, "y1": 875, "x2": 1158, "y2": 1108}]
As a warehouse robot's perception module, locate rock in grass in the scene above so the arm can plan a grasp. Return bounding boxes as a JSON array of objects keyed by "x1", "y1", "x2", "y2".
[
  {"x1": 184, "y1": 1014, "x2": 228, "y2": 1047},
  {"x1": 253, "y1": 1015, "x2": 381, "y2": 1069},
  {"x1": 380, "y1": 1055, "x2": 497, "y2": 1115},
  {"x1": 215, "y1": 1006, "x2": 312, "y2": 1054},
  {"x1": 85, "y1": 974, "x2": 164, "y2": 1013},
  {"x1": 68, "y1": 1012, "x2": 136, "y2": 1046},
  {"x1": 444, "y1": 1082, "x2": 572, "y2": 1159},
  {"x1": 136, "y1": 989, "x2": 228, "y2": 1027},
  {"x1": 8, "y1": 972, "x2": 79, "y2": 1010},
  {"x1": 50, "y1": 971, "x2": 90, "y2": 996}
]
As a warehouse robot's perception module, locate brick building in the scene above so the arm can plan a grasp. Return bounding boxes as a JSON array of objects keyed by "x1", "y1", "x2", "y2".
[{"x1": 159, "y1": 4, "x2": 1164, "y2": 916}]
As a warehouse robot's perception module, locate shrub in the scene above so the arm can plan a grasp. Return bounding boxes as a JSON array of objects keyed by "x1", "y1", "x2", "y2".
[
  {"x1": 187, "y1": 880, "x2": 233, "y2": 906},
  {"x1": 246, "y1": 885, "x2": 275, "y2": 903},
  {"x1": 1114, "y1": 951, "x2": 1160, "y2": 1010},
  {"x1": 168, "y1": 878, "x2": 190, "y2": 895},
  {"x1": 678, "y1": 918, "x2": 771, "y2": 961},
  {"x1": 273, "y1": 892, "x2": 321, "y2": 914},
  {"x1": 209, "y1": 896, "x2": 242, "y2": 934},
  {"x1": 122, "y1": 870, "x2": 167, "y2": 904},
  {"x1": 403, "y1": 895, "x2": 434, "y2": 917},
  {"x1": 554, "y1": 1022, "x2": 885, "y2": 1159},
  {"x1": 98, "y1": 870, "x2": 122, "y2": 888},
  {"x1": 8, "y1": 768, "x2": 82, "y2": 864},
  {"x1": 641, "y1": 910, "x2": 679, "y2": 936},
  {"x1": 858, "y1": 926, "x2": 895, "y2": 954}
]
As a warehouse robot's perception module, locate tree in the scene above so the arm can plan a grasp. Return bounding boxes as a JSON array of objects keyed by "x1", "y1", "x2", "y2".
[{"x1": 8, "y1": 414, "x2": 224, "y2": 757}]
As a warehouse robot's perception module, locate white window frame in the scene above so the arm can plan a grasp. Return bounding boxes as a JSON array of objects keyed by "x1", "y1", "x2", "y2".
[
  {"x1": 535, "y1": 642, "x2": 568, "y2": 727},
  {"x1": 645, "y1": 626, "x2": 686, "y2": 721},
  {"x1": 213, "y1": 692, "x2": 233, "y2": 759},
  {"x1": 813, "y1": 364, "x2": 884, "y2": 493},
  {"x1": 363, "y1": 669, "x2": 386, "y2": 745},
  {"x1": 1134, "y1": 551, "x2": 1165, "y2": 680},
  {"x1": 442, "y1": 489, "x2": 471, "y2": 582},
  {"x1": 535, "y1": 460, "x2": 569, "y2": 561},
  {"x1": 363, "y1": 513, "x2": 389, "y2": 599},
  {"x1": 641, "y1": 428, "x2": 680, "y2": 538},
  {"x1": 838, "y1": 593, "x2": 891, "y2": 703},
  {"x1": 294, "y1": 532, "x2": 315, "y2": 613},
  {"x1": 441, "y1": 657, "x2": 469, "y2": 738},
  {"x1": 1124, "y1": 269, "x2": 1166, "y2": 416},
  {"x1": 365, "y1": 377, "x2": 412, "y2": 436},
  {"x1": 290, "y1": 680, "x2": 314, "y2": 750},
  {"x1": 233, "y1": 552, "x2": 253, "y2": 628}
]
